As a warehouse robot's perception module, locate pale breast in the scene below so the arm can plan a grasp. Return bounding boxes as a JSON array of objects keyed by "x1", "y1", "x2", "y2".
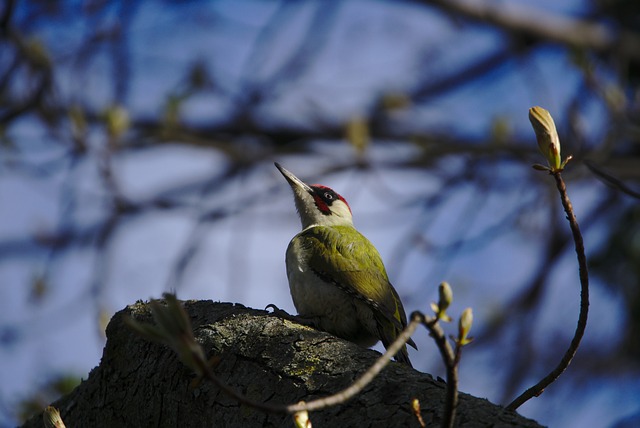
[{"x1": 285, "y1": 236, "x2": 379, "y2": 347}]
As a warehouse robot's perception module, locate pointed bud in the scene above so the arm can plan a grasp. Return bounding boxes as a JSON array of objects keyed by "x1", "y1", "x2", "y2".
[
  {"x1": 411, "y1": 398, "x2": 426, "y2": 428},
  {"x1": 103, "y1": 104, "x2": 130, "y2": 140},
  {"x1": 163, "y1": 94, "x2": 183, "y2": 129},
  {"x1": 293, "y1": 402, "x2": 312, "y2": 428},
  {"x1": 457, "y1": 308, "x2": 474, "y2": 346},
  {"x1": 411, "y1": 397, "x2": 420, "y2": 413},
  {"x1": 529, "y1": 106, "x2": 561, "y2": 171},
  {"x1": 125, "y1": 294, "x2": 207, "y2": 376},
  {"x1": 345, "y1": 115, "x2": 369, "y2": 155},
  {"x1": 43, "y1": 406, "x2": 66, "y2": 428},
  {"x1": 381, "y1": 92, "x2": 411, "y2": 111},
  {"x1": 438, "y1": 281, "x2": 453, "y2": 311},
  {"x1": 431, "y1": 282, "x2": 453, "y2": 322}
]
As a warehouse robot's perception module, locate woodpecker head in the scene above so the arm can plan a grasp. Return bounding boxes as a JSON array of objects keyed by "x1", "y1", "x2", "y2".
[{"x1": 275, "y1": 162, "x2": 353, "y2": 229}]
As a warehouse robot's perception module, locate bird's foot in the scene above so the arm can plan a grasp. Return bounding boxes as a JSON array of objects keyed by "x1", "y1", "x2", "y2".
[
  {"x1": 265, "y1": 304, "x2": 317, "y2": 327},
  {"x1": 265, "y1": 304, "x2": 293, "y2": 319}
]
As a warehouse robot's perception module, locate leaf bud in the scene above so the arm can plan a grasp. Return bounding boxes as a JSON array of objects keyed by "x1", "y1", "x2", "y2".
[
  {"x1": 43, "y1": 406, "x2": 66, "y2": 428},
  {"x1": 457, "y1": 307, "x2": 474, "y2": 346},
  {"x1": 293, "y1": 403, "x2": 312, "y2": 428},
  {"x1": 529, "y1": 106, "x2": 561, "y2": 171},
  {"x1": 431, "y1": 281, "x2": 453, "y2": 322}
]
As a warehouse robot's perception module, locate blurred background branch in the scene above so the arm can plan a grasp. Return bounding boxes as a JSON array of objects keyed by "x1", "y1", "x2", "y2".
[{"x1": 1, "y1": 1, "x2": 639, "y2": 427}]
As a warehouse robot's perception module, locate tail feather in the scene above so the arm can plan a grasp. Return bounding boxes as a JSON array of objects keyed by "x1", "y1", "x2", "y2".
[
  {"x1": 393, "y1": 344, "x2": 413, "y2": 367},
  {"x1": 376, "y1": 313, "x2": 417, "y2": 367},
  {"x1": 379, "y1": 325, "x2": 415, "y2": 367}
]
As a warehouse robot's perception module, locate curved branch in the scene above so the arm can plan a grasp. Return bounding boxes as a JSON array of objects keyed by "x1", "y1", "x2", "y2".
[{"x1": 507, "y1": 171, "x2": 590, "y2": 410}]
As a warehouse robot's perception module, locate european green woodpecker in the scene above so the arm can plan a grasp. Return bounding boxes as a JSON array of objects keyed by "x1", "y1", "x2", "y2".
[{"x1": 275, "y1": 163, "x2": 416, "y2": 366}]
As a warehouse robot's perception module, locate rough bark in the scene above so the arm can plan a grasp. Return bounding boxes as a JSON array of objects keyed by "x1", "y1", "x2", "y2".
[{"x1": 21, "y1": 300, "x2": 542, "y2": 427}]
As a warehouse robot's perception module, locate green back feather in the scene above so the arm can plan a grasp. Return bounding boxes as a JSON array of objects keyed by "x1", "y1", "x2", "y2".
[{"x1": 292, "y1": 225, "x2": 405, "y2": 330}]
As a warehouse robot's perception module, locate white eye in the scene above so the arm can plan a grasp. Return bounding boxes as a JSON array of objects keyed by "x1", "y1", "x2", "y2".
[{"x1": 324, "y1": 192, "x2": 333, "y2": 200}]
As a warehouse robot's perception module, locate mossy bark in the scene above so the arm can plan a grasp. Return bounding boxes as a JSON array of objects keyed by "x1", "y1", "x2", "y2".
[{"x1": 21, "y1": 300, "x2": 542, "y2": 427}]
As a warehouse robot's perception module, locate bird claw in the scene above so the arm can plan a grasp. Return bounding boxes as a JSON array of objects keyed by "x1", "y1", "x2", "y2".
[
  {"x1": 265, "y1": 304, "x2": 317, "y2": 327},
  {"x1": 265, "y1": 304, "x2": 294, "y2": 319}
]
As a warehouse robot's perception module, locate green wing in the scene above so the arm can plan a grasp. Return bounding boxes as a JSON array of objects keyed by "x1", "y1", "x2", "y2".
[{"x1": 293, "y1": 225, "x2": 407, "y2": 332}]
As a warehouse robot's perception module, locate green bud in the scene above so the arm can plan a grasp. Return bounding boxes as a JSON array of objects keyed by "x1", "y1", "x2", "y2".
[
  {"x1": 24, "y1": 38, "x2": 51, "y2": 69},
  {"x1": 345, "y1": 115, "x2": 369, "y2": 155},
  {"x1": 457, "y1": 307, "x2": 474, "y2": 346},
  {"x1": 381, "y1": 92, "x2": 411, "y2": 111},
  {"x1": 164, "y1": 94, "x2": 183, "y2": 129},
  {"x1": 603, "y1": 84, "x2": 626, "y2": 112},
  {"x1": 490, "y1": 115, "x2": 511, "y2": 146},
  {"x1": 431, "y1": 282, "x2": 453, "y2": 322},
  {"x1": 103, "y1": 105, "x2": 130, "y2": 140},
  {"x1": 438, "y1": 282, "x2": 453, "y2": 311},
  {"x1": 126, "y1": 294, "x2": 207, "y2": 376},
  {"x1": 529, "y1": 106, "x2": 561, "y2": 171},
  {"x1": 69, "y1": 105, "x2": 86, "y2": 132}
]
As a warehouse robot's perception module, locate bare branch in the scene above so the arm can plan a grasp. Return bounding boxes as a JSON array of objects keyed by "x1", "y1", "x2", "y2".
[
  {"x1": 419, "y1": 0, "x2": 640, "y2": 59},
  {"x1": 507, "y1": 170, "x2": 590, "y2": 410},
  {"x1": 420, "y1": 314, "x2": 458, "y2": 428}
]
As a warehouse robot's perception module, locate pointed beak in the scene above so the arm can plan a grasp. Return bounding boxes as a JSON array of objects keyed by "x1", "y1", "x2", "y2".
[{"x1": 275, "y1": 162, "x2": 313, "y2": 194}]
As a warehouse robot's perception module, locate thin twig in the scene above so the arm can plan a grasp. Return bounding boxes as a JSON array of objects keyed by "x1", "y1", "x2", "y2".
[
  {"x1": 419, "y1": 315, "x2": 458, "y2": 428},
  {"x1": 507, "y1": 171, "x2": 589, "y2": 410},
  {"x1": 584, "y1": 160, "x2": 640, "y2": 200}
]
